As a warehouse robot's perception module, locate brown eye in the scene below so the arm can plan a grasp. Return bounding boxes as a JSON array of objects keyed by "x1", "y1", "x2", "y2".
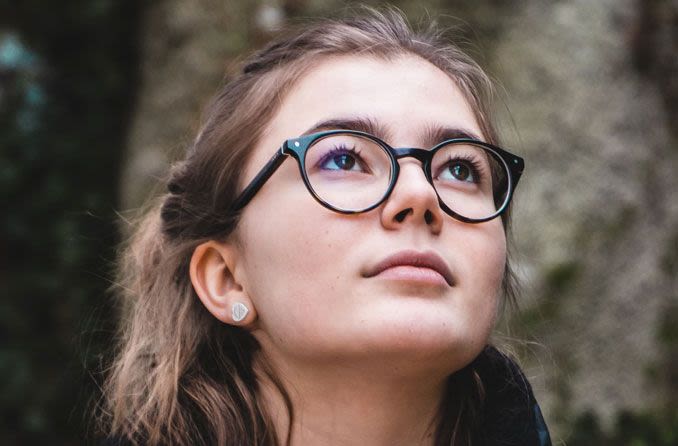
[
  {"x1": 318, "y1": 146, "x2": 368, "y2": 172},
  {"x1": 451, "y1": 163, "x2": 471, "y2": 181},
  {"x1": 441, "y1": 161, "x2": 476, "y2": 183},
  {"x1": 331, "y1": 153, "x2": 357, "y2": 170}
]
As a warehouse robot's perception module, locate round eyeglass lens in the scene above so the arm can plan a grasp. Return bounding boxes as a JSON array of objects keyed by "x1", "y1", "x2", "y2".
[
  {"x1": 303, "y1": 134, "x2": 392, "y2": 212},
  {"x1": 430, "y1": 142, "x2": 510, "y2": 220}
]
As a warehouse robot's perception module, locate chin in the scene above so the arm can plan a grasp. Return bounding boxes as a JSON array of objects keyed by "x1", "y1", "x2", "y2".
[
  {"x1": 343, "y1": 316, "x2": 492, "y2": 375},
  {"x1": 361, "y1": 298, "x2": 494, "y2": 345}
]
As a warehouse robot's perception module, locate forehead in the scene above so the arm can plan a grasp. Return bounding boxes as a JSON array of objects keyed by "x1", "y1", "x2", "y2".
[{"x1": 250, "y1": 54, "x2": 483, "y2": 169}]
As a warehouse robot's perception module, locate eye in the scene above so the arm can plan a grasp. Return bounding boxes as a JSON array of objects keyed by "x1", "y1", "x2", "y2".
[
  {"x1": 437, "y1": 158, "x2": 481, "y2": 184},
  {"x1": 319, "y1": 146, "x2": 368, "y2": 172},
  {"x1": 448, "y1": 162, "x2": 474, "y2": 182}
]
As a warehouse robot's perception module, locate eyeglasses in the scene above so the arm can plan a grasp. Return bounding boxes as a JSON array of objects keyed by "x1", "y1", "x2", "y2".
[{"x1": 231, "y1": 129, "x2": 524, "y2": 223}]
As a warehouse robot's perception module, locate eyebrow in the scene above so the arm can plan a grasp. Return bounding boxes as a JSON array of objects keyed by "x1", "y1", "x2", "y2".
[{"x1": 300, "y1": 116, "x2": 484, "y2": 147}]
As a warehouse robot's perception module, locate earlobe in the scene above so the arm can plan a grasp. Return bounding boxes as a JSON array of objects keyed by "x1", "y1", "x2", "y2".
[{"x1": 189, "y1": 241, "x2": 257, "y2": 326}]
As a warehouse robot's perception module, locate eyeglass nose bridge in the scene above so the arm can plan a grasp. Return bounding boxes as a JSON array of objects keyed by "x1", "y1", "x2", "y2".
[
  {"x1": 380, "y1": 147, "x2": 441, "y2": 214},
  {"x1": 389, "y1": 147, "x2": 434, "y2": 182},
  {"x1": 392, "y1": 147, "x2": 430, "y2": 163}
]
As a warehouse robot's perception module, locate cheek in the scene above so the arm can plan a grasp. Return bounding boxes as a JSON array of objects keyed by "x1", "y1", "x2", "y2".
[
  {"x1": 435, "y1": 221, "x2": 506, "y2": 365},
  {"x1": 459, "y1": 220, "x2": 506, "y2": 322},
  {"x1": 472, "y1": 225, "x2": 506, "y2": 289},
  {"x1": 235, "y1": 194, "x2": 359, "y2": 345}
]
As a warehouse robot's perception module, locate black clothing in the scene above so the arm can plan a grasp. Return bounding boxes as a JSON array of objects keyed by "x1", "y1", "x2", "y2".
[{"x1": 475, "y1": 346, "x2": 552, "y2": 446}]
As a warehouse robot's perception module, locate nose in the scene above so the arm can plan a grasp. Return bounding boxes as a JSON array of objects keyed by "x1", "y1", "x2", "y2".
[{"x1": 380, "y1": 159, "x2": 444, "y2": 233}]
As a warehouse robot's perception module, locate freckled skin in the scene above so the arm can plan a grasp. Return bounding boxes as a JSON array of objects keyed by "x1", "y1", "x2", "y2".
[{"x1": 235, "y1": 54, "x2": 506, "y2": 377}]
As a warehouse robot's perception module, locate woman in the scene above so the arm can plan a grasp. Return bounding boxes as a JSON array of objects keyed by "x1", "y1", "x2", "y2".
[{"x1": 101, "y1": 8, "x2": 552, "y2": 446}]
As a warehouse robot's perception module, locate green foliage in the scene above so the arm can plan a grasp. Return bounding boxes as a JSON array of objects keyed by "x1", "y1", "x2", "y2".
[
  {"x1": 544, "y1": 261, "x2": 580, "y2": 295},
  {"x1": 660, "y1": 230, "x2": 678, "y2": 277},
  {"x1": 568, "y1": 408, "x2": 678, "y2": 446},
  {"x1": 517, "y1": 261, "x2": 580, "y2": 331},
  {"x1": 658, "y1": 304, "x2": 678, "y2": 347},
  {"x1": 0, "y1": 0, "x2": 140, "y2": 443}
]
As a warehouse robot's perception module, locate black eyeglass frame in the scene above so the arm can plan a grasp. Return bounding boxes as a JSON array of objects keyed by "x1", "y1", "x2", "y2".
[{"x1": 231, "y1": 129, "x2": 525, "y2": 223}]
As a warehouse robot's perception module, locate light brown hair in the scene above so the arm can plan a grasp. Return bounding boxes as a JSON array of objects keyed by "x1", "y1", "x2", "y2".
[{"x1": 100, "y1": 7, "x2": 516, "y2": 445}]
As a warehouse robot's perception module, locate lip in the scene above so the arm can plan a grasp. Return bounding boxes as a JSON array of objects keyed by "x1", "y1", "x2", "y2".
[{"x1": 362, "y1": 250, "x2": 454, "y2": 286}]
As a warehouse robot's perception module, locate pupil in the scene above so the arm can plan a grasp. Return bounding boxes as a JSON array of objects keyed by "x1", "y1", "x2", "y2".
[
  {"x1": 452, "y1": 164, "x2": 469, "y2": 180},
  {"x1": 335, "y1": 154, "x2": 355, "y2": 170}
]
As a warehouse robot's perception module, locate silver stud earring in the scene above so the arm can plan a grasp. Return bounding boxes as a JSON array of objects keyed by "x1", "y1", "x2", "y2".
[{"x1": 232, "y1": 302, "x2": 249, "y2": 322}]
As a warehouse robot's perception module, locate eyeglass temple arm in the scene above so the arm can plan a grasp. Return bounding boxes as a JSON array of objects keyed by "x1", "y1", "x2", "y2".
[{"x1": 230, "y1": 147, "x2": 287, "y2": 211}]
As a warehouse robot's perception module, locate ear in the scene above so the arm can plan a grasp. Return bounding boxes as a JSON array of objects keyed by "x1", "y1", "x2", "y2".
[{"x1": 190, "y1": 240, "x2": 257, "y2": 327}]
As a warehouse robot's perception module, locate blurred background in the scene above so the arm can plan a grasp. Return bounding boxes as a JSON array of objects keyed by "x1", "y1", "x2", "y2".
[{"x1": 0, "y1": 0, "x2": 676, "y2": 444}]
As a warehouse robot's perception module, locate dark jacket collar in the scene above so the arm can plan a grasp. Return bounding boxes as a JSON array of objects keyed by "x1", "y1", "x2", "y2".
[{"x1": 474, "y1": 346, "x2": 552, "y2": 446}]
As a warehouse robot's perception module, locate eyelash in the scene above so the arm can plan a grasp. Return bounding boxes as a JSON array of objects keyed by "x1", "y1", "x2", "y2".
[
  {"x1": 440, "y1": 154, "x2": 485, "y2": 182},
  {"x1": 328, "y1": 144, "x2": 359, "y2": 155},
  {"x1": 318, "y1": 145, "x2": 364, "y2": 166}
]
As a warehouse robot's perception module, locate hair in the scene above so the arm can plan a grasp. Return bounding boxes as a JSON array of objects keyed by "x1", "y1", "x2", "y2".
[{"x1": 99, "y1": 6, "x2": 519, "y2": 446}]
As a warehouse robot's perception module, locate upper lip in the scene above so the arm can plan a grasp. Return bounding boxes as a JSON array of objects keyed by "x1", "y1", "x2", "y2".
[{"x1": 362, "y1": 250, "x2": 454, "y2": 286}]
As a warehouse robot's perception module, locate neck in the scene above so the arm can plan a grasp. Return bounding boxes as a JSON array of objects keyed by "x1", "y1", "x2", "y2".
[{"x1": 256, "y1": 354, "x2": 449, "y2": 446}]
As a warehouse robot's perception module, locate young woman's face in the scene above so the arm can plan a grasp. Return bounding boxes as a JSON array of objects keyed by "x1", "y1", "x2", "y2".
[{"x1": 235, "y1": 54, "x2": 506, "y2": 375}]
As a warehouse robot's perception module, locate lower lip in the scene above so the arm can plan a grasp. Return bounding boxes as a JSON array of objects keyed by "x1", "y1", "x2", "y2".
[{"x1": 375, "y1": 265, "x2": 448, "y2": 286}]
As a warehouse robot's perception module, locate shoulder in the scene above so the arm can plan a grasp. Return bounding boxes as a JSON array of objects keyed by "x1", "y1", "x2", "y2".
[{"x1": 474, "y1": 346, "x2": 552, "y2": 446}]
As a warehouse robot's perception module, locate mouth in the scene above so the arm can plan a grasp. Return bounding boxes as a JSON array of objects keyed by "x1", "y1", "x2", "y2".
[{"x1": 362, "y1": 250, "x2": 455, "y2": 287}]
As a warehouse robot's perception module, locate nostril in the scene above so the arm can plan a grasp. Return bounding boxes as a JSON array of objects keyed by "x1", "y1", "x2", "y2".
[
  {"x1": 424, "y1": 210, "x2": 433, "y2": 225},
  {"x1": 395, "y1": 209, "x2": 411, "y2": 223}
]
